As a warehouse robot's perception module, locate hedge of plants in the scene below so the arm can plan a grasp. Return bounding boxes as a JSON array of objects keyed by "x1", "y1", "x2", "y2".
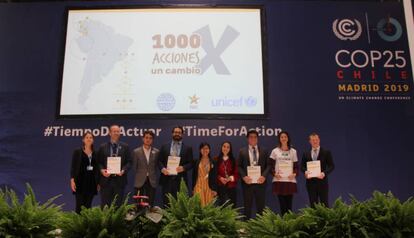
[{"x1": 1, "y1": 183, "x2": 413, "y2": 238}]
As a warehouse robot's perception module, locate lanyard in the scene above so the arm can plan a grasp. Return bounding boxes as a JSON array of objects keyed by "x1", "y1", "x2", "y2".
[
  {"x1": 88, "y1": 154, "x2": 92, "y2": 165},
  {"x1": 223, "y1": 157, "x2": 229, "y2": 178},
  {"x1": 199, "y1": 157, "x2": 210, "y2": 176},
  {"x1": 82, "y1": 149, "x2": 92, "y2": 165}
]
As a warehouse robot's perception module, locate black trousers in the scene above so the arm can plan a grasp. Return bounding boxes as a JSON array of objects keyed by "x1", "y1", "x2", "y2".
[
  {"x1": 217, "y1": 185, "x2": 237, "y2": 207},
  {"x1": 161, "y1": 177, "x2": 181, "y2": 207},
  {"x1": 75, "y1": 193, "x2": 94, "y2": 213},
  {"x1": 242, "y1": 184, "x2": 266, "y2": 220},
  {"x1": 277, "y1": 195, "x2": 293, "y2": 215},
  {"x1": 306, "y1": 180, "x2": 329, "y2": 208},
  {"x1": 100, "y1": 179, "x2": 125, "y2": 208},
  {"x1": 134, "y1": 177, "x2": 156, "y2": 207}
]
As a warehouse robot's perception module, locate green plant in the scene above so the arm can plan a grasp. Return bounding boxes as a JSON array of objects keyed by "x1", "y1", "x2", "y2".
[
  {"x1": 2, "y1": 184, "x2": 414, "y2": 238},
  {"x1": 300, "y1": 198, "x2": 369, "y2": 238},
  {"x1": 159, "y1": 181, "x2": 242, "y2": 238},
  {"x1": 128, "y1": 213, "x2": 166, "y2": 238},
  {"x1": 244, "y1": 191, "x2": 414, "y2": 238},
  {"x1": 244, "y1": 208, "x2": 308, "y2": 238},
  {"x1": 362, "y1": 191, "x2": 414, "y2": 238},
  {"x1": 0, "y1": 184, "x2": 62, "y2": 238},
  {"x1": 59, "y1": 198, "x2": 134, "y2": 238}
]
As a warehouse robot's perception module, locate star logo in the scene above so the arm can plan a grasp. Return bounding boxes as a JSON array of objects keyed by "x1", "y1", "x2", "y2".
[{"x1": 189, "y1": 94, "x2": 200, "y2": 105}]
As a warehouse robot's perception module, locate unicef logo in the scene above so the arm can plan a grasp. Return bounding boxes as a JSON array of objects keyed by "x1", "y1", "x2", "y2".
[
  {"x1": 377, "y1": 17, "x2": 402, "y2": 42},
  {"x1": 333, "y1": 19, "x2": 362, "y2": 41},
  {"x1": 156, "y1": 93, "x2": 175, "y2": 111},
  {"x1": 244, "y1": 96, "x2": 257, "y2": 107}
]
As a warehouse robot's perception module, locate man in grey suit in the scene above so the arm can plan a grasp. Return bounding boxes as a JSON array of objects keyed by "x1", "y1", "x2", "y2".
[{"x1": 132, "y1": 130, "x2": 159, "y2": 206}]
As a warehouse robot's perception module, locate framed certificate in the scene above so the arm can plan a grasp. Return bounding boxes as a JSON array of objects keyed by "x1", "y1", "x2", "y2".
[
  {"x1": 306, "y1": 160, "x2": 321, "y2": 178},
  {"x1": 167, "y1": 156, "x2": 180, "y2": 175},
  {"x1": 107, "y1": 156, "x2": 121, "y2": 174},
  {"x1": 247, "y1": 165, "x2": 261, "y2": 184},
  {"x1": 276, "y1": 160, "x2": 293, "y2": 181}
]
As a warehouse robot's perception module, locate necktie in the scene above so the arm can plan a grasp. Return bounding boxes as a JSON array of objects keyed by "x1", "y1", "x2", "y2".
[
  {"x1": 112, "y1": 143, "x2": 118, "y2": 156},
  {"x1": 312, "y1": 149, "x2": 317, "y2": 161},
  {"x1": 173, "y1": 142, "x2": 179, "y2": 156},
  {"x1": 252, "y1": 147, "x2": 258, "y2": 165}
]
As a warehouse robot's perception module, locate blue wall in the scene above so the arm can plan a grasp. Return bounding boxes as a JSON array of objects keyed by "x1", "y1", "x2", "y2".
[{"x1": 1, "y1": 0, "x2": 413, "y2": 213}]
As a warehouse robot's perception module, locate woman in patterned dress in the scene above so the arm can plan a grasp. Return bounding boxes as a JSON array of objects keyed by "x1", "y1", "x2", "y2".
[{"x1": 192, "y1": 142, "x2": 217, "y2": 206}]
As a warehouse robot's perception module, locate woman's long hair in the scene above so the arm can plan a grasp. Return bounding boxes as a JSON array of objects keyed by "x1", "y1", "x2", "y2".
[
  {"x1": 82, "y1": 131, "x2": 94, "y2": 151},
  {"x1": 277, "y1": 131, "x2": 291, "y2": 150},
  {"x1": 198, "y1": 142, "x2": 211, "y2": 159},
  {"x1": 217, "y1": 141, "x2": 236, "y2": 168}
]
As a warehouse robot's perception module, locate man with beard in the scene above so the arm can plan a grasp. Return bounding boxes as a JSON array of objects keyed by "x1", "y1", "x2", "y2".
[{"x1": 158, "y1": 126, "x2": 193, "y2": 207}]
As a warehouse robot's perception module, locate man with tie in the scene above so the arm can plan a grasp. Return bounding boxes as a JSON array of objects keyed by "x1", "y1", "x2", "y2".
[
  {"x1": 132, "y1": 130, "x2": 159, "y2": 206},
  {"x1": 158, "y1": 126, "x2": 193, "y2": 207},
  {"x1": 301, "y1": 133, "x2": 335, "y2": 207},
  {"x1": 97, "y1": 124, "x2": 131, "y2": 207},
  {"x1": 237, "y1": 129, "x2": 270, "y2": 219}
]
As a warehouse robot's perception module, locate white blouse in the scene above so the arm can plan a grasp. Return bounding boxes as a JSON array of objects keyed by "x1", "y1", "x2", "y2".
[{"x1": 269, "y1": 147, "x2": 298, "y2": 183}]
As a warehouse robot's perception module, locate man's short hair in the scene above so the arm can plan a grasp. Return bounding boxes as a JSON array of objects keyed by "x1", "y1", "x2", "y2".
[
  {"x1": 143, "y1": 130, "x2": 155, "y2": 138},
  {"x1": 246, "y1": 129, "x2": 259, "y2": 138},
  {"x1": 171, "y1": 126, "x2": 184, "y2": 134},
  {"x1": 309, "y1": 132, "x2": 320, "y2": 138},
  {"x1": 109, "y1": 124, "x2": 121, "y2": 130}
]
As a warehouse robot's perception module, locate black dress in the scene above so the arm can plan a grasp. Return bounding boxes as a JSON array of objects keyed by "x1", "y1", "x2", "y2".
[{"x1": 71, "y1": 148, "x2": 99, "y2": 212}]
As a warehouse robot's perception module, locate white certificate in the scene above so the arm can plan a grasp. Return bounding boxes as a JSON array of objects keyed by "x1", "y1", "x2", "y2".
[
  {"x1": 167, "y1": 156, "x2": 181, "y2": 175},
  {"x1": 276, "y1": 160, "x2": 293, "y2": 182},
  {"x1": 247, "y1": 165, "x2": 261, "y2": 184},
  {"x1": 107, "y1": 156, "x2": 121, "y2": 174},
  {"x1": 306, "y1": 160, "x2": 321, "y2": 178}
]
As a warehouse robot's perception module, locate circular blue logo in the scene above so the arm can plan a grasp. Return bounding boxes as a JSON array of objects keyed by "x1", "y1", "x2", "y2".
[
  {"x1": 245, "y1": 96, "x2": 257, "y2": 107},
  {"x1": 157, "y1": 93, "x2": 176, "y2": 111},
  {"x1": 377, "y1": 18, "x2": 402, "y2": 42}
]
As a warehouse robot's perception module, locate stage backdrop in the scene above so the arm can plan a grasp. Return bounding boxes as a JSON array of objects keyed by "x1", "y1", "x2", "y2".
[{"x1": 1, "y1": 0, "x2": 414, "y2": 213}]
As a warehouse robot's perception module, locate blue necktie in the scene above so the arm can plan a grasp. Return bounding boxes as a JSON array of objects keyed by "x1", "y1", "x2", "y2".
[
  {"x1": 252, "y1": 147, "x2": 258, "y2": 165},
  {"x1": 312, "y1": 149, "x2": 317, "y2": 161},
  {"x1": 112, "y1": 143, "x2": 118, "y2": 156},
  {"x1": 173, "y1": 142, "x2": 179, "y2": 156}
]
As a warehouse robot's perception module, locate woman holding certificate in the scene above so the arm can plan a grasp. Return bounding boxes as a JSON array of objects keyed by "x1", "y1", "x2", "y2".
[
  {"x1": 70, "y1": 132, "x2": 99, "y2": 213},
  {"x1": 268, "y1": 131, "x2": 298, "y2": 215},
  {"x1": 192, "y1": 142, "x2": 217, "y2": 206}
]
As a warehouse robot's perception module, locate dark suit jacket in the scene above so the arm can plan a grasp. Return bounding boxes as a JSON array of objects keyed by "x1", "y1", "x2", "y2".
[
  {"x1": 158, "y1": 141, "x2": 193, "y2": 186},
  {"x1": 237, "y1": 146, "x2": 270, "y2": 187},
  {"x1": 97, "y1": 141, "x2": 132, "y2": 187},
  {"x1": 132, "y1": 146, "x2": 159, "y2": 188},
  {"x1": 192, "y1": 158, "x2": 217, "y2": 192},
  {"x1": 301, "y1": 147, "x2": 335, "y2": 186},
  {"x1": 70, "y1": 148, "x2": 99, "y2": 194}
]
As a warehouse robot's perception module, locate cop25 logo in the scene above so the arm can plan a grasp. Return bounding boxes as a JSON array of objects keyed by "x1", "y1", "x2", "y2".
[
  {"x1": 376, "y1": 17, "x2": 403, "y2": 42},
  {"x1": 332, "y1": 19, "x2": 362, "y2": 41},
  {"x1": 333, "y1": 16, "x2": 403, "y2": 42}
]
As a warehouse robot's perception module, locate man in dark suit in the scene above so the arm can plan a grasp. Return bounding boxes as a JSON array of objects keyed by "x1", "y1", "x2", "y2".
[
  {"x1": 238, "y1": 130, "x2": 270, "y2": 220},
  {"x1": 158, "y1": 126, "x2": 193, "y2": 207},
  {"x1": 97, "y1": 124, "x2": 131, "y2": 208},
  {"x1": 301, "y1": 133, "x2": 335, "y2": 207},
  {"x1": 132, "y1": 130, "x2": 159, "y2": 206}
]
